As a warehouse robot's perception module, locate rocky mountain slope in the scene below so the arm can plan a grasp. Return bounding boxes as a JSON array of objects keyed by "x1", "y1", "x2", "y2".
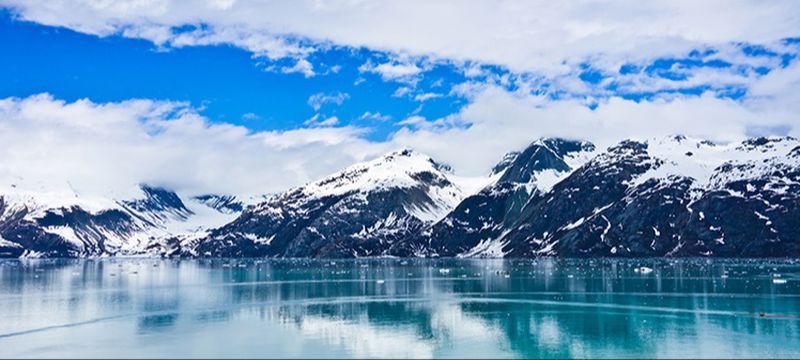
[
  {"x1": 0, "y1": 184, "x2": 243, "y2": 257},
  {"x1": 188, "y1": 149, "x2": 465, "y2": 258},
  {"x1": 486, "y1": 136, "x2": 800, "y2": 258},
  {"x1": 2, "y1": 136, "x2": 798, "y2": 258},
  {"x1": 394, "y1": 138, "x2": 596, "y2": 257}
]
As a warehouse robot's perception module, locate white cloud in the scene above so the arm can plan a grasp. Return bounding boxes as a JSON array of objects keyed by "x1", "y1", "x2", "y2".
[
  {"x1": 307, "y1": 92, "x2": 350, "y2": 111},
  {"x1": 0, "y1": 94, "x2": 386, "y2": 198},
  {"x1": 392, "y1": 86, "x2": 412, "y2": 98},
  {"x1": 413, "y1": 92, "x2": 442, "y2": 102},
  {"x1": 2, "y1": 78, "x2": 799, "y2": 200},
  {"x1": 390, "y1": 75, "x2": 800, "y2": 176},
  {"x1": 359, "y1": 59, "x2": 423, "y2": 83},
  {"x1": 396, "y1": 115, "x2": 428, "y2": 128},
  {"x1": 359, "y1": 112, "x2": 391, "y2": 122},
  {"x1": 303, "y1": 114, "x2": 340, "y2": 127},
  {"x1": 749, "y1": 61, "x2": 800, "y2": 107},
  {"x1": 281, "y1": 58, "x2": 316, "y2": 77},
  {"x1": 1, "y1": 1, "x2": 799, "y2": 196},
  {"x1": 241, "y1": 112, "x2": 260, "y2": 121},
  {"x1": 3, "y1": 0, "x2": 799, "y2": 75}
]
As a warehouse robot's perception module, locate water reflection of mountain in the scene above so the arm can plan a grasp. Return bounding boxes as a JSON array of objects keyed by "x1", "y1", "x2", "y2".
[
  {"x1": 208, "y1": 258, "x2": 800, "y2": 358},
  {"x1": 1, "y1": 258, "x2": 799, "y2": 358}
]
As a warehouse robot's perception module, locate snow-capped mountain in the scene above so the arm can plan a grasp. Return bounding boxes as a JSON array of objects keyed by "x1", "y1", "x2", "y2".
[
  {"x1": 191, "y1": 194, "x2": 245, "y2": 214},
  {"x1": 488, "y1": 136, "x2": 800, "y2": 257},
  {"x1": 394, "y1": 138, "x2": 596, "y2": 257},
  {"x1": 189, "y1": 149, "x2": 465, "y2": 258},
  {"x1": 2, "y1": 136, "x2": 798, "y2": 259},
  {"x1": 0, "y1": 184, "x2": 244, "y2": 258}
]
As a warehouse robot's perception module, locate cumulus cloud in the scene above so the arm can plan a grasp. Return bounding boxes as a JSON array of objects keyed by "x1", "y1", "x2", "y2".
[
  {"x1": 3, "y1": 0, "x2": 799, "y2": 75},
  {"x1": 359, "y1": 59, "x2": 423, "y2": 83},
  {"x1": 1, "y1": 1, "x2": 799, "y2": 196},
  {"x1": 281, "y1": 58, "x2": 316, "y2": 77},
  {"x1": 0, "y1": 94, "x2": 387, "y2": 198},
  {"x1": 2, "y1": 79, "x2": 799, "y2": 198},
  {"x1": 390, "y1": 80, "x2": 800, "y2": 176}
]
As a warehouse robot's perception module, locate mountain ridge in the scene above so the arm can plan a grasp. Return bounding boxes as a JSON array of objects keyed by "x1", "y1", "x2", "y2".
[{"x1": 2, "y1": 136, "x2": 798, "y2": 258}]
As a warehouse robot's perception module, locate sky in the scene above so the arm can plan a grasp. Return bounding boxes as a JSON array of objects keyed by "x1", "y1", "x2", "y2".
[{"x1": 1, "y1": 0, "x2": 800, "y2": 198}]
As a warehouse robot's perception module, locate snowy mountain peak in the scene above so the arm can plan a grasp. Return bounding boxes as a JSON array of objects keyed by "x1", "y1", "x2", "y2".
[
  {"x1": 194, "y1": 149, "x2": 467, "y2": 258},
  {"x1": 495, "y1": 137, "x2": 596, "y2": 190},
  {"x1": 492, "y1": 138, "x2": 596, "y2": 178},
  {"x1": 0, "y1": 183, "x2": 245, "y2": 258},
  {"x1": 296, "y1": 149, "x2": 459, "y2": 201},
  {"x1": 5, "y1": 135, "x2": 799, "y2": 259},
  {"x1": 490, "y1": 151, "x2": 521, "y2": 176},
  {"x1": 623, "y1": 135, "x2": 800, "y2": 190},
  {"x1": 191, "y1": 194, "x2": 244, "y2": 214}
]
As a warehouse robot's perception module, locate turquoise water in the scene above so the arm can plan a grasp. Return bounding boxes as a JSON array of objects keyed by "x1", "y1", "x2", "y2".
[{"x1": 0, "y1": 258, "x2": 799, "y2": 359}]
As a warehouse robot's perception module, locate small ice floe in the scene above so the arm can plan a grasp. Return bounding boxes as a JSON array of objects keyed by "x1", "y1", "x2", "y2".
[
  {"x1": 438, "y1": 268, "x2": 450, "y2": 275},
  {"x1": 634, "y1": 266, "x2": 654, "y2": 274},
  {"x1": 376, "y1": 280, "x2": 385, "y2": 284},
  {"x1": 400, "y1": 260, "x2": 409, "y2": 265},
  {"x1": 773, "y1": 279, "x2": 788, "y2": 284},
  {"x1": 504, "y1": 274, "x2": 511, "y2": 279}
]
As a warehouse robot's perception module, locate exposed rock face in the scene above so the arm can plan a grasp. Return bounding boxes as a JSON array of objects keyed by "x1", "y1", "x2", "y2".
[
  {"x1": 492, "y1": 136, "x2": 800, "y2": 258},
  {"x1": 192, "y1": 195, "x2": 244, "y2": 214},
  {"x1": 190, "y1": 149, "x2": 465, "y2": 258},
  {"x1": 0, "y1": 185, "x2": 241, "y2": 258},
  {"x1": 394, "y1": 138, "x2": 596, "y2": 257},
  {"x1": 3, "y1": 136, "x2": 798, "y2": 259}
]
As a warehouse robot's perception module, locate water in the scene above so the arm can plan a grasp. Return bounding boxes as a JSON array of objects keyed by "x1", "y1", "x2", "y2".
[{"x1": 1, "y1": 258, "x2": 799, "y2": 359}]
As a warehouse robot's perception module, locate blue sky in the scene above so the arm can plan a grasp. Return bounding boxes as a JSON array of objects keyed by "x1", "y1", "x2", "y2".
[
  {"x1": 1, "y1": 1, "x2": 799, "y2": 195},
  {"x1": 4, "y1": 7, "x2": 797, "y2": 141},
  {"x1": 0, "y1": 10, "x2": 475, "y2": 140}
]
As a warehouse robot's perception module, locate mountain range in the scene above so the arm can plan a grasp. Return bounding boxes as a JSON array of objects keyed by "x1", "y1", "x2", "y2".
[{"x1": 2, "y1": 135, "x2": 798, "y2": 258}]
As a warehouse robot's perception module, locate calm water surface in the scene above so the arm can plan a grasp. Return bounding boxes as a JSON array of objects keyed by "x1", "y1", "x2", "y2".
[{"x1": 0, "y1": 258, "x2": 799, "y2": 359}]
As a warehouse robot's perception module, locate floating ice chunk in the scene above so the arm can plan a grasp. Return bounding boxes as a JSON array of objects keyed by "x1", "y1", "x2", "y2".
[
  {"x1": 376, "y1": 280, "x2": 385, "y2": 284},
  {"x1": 773, "y1": 279, "x2": 787, "y2": 284},
  {"x1": 438, "y1": 268, "x2": 450, "y2": 275},
  {"x1": 634, "y1": 266, "x2": 653, "y2": 274}
]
